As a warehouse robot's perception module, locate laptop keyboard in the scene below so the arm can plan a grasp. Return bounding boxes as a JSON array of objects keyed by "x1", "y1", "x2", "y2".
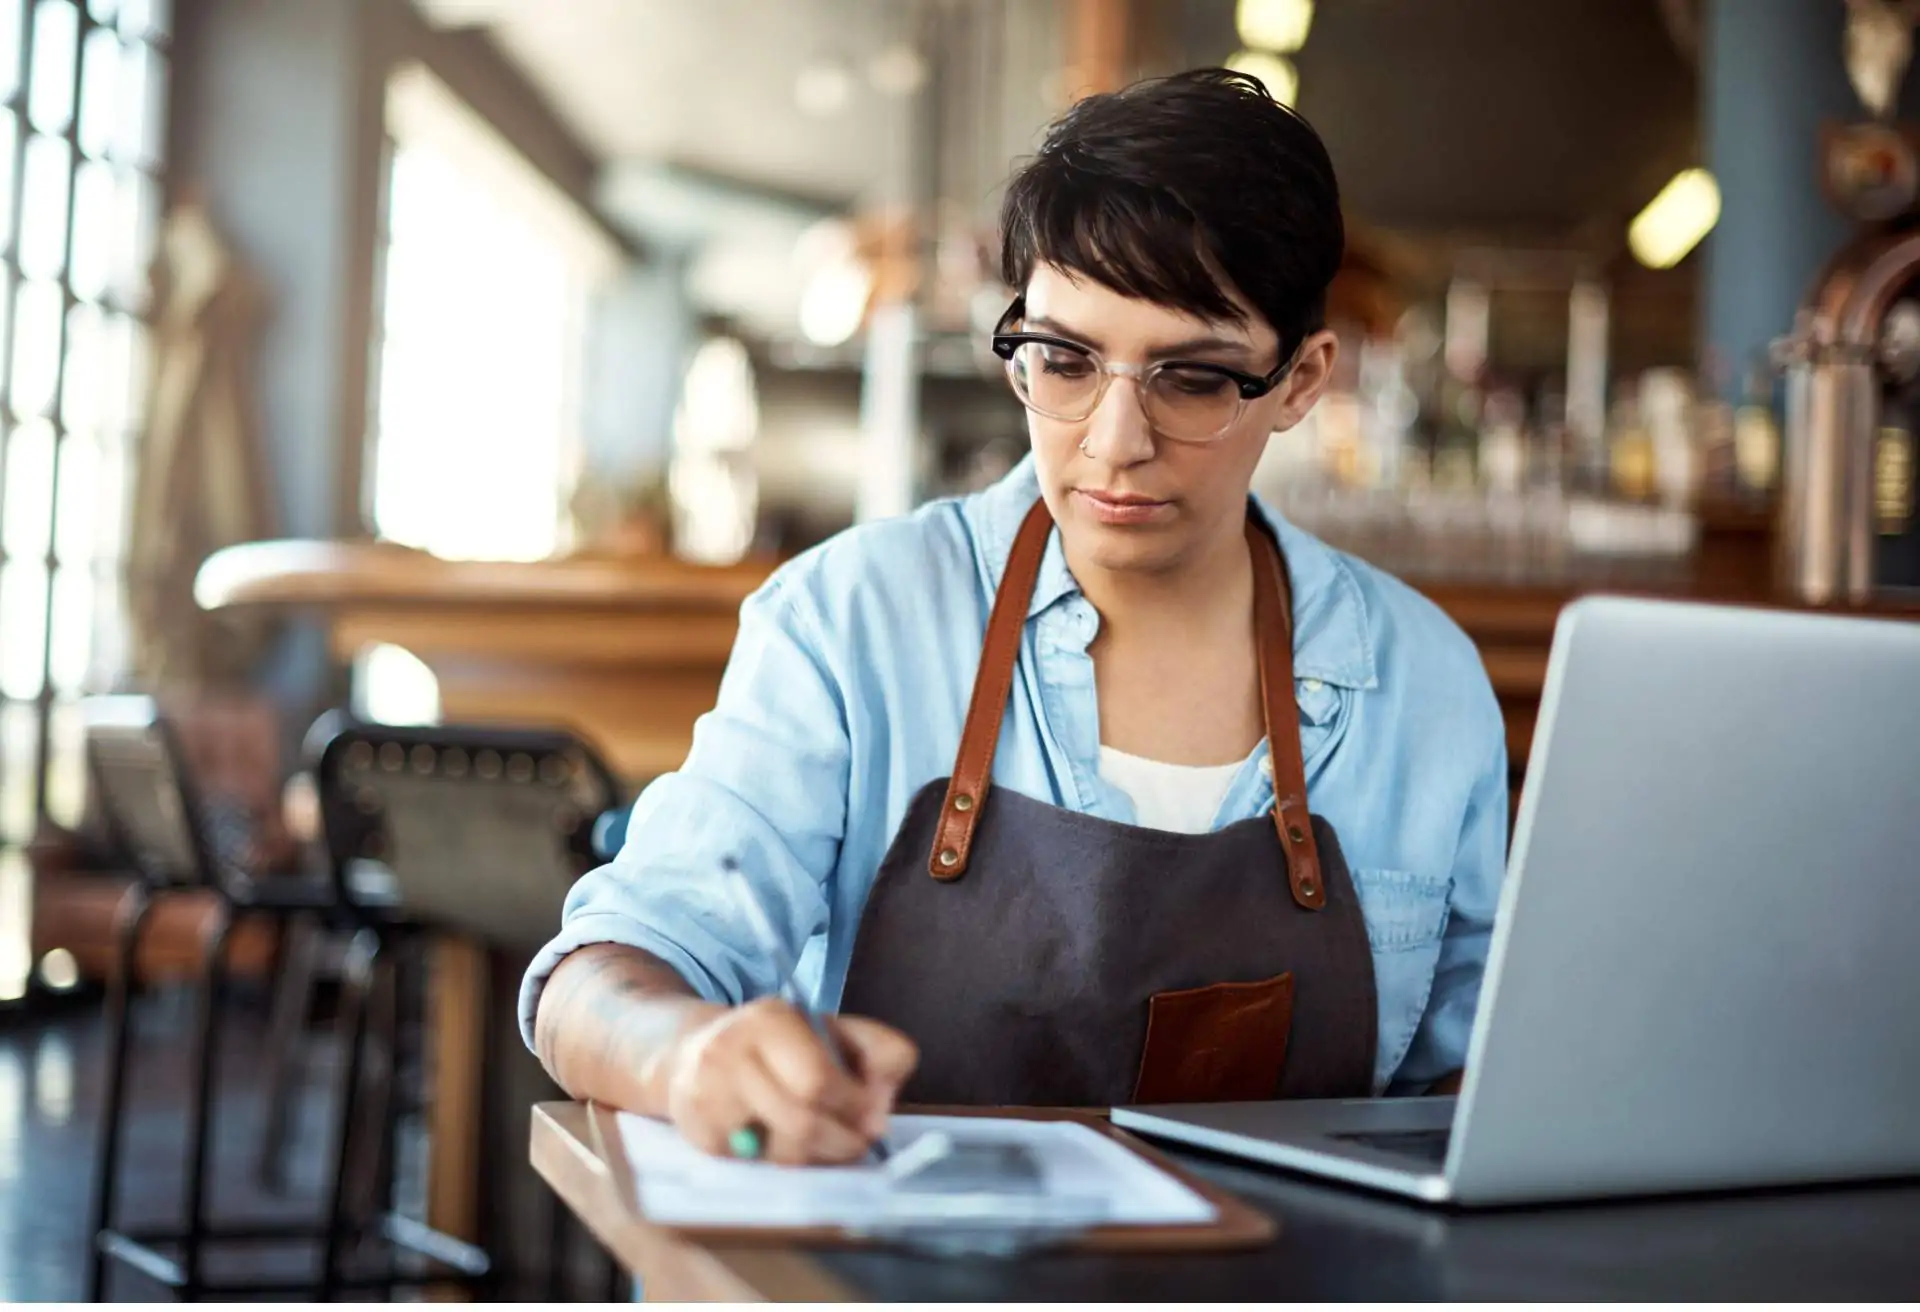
[{"x1": 1333, "y1": 1129, "x2": 1453, "y2": 1166}]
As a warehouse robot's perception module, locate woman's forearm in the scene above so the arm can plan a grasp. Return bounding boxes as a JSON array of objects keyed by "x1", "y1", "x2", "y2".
[{"x1": 532, "y1": 943, "x2": 724, "y2": 1116}]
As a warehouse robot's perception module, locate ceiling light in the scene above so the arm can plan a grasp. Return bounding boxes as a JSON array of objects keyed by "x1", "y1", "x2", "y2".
[
  {"x1": 868, "y1": 45, "x2": 927, "y2": 97},
  {"x1": 794, "y1": 216, "x2": 858, "y2": 271},
  {"x1": 1628, "y1": 168, "x2": 1721, "y2": 269},
  {"x1": 795, "y1": 60, "x2": 853, "y2": 117},
  {"x1": 37, "y1": 947, "x2": 79, "y2": 992},
  {"x1": 800, "y1": 260, "x2": 874, "y2": 347},
  {"x1": 1225, "y1": 49, "x2": 1298, "y2": 106},
  {"x1": 1236, "y1": 0, "x2": 1314, "y2": 53}
]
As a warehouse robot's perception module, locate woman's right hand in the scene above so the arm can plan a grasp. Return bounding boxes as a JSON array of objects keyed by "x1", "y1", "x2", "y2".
[{"x1": 654, "y1": 997, "x2": 919, "y2": 1165}]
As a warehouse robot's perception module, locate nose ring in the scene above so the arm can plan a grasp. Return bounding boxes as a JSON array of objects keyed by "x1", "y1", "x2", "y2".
[{"x1": 1078, "y1": 435, "x2": 1093, "y2": 458}]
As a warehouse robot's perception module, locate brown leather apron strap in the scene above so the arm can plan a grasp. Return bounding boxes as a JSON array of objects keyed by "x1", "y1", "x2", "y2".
[
  {"x1": 928, "y1": 498, "x2": 1056, "y2": 880},
  {"x1": 1247, "y1": 517, "x2": 1326, "y2": 911},
  {"x1": 930, "y1": 497, "x2": 1324, "y2": 911}
]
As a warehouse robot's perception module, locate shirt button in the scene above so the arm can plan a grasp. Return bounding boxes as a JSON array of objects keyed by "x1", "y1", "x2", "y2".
[
  {"x1": 1302, "y1": 678, "x2": 1323, "y2": 693},
  {"x1": 1258, "y1": 754, "x2": 1274, "y2": 780}
]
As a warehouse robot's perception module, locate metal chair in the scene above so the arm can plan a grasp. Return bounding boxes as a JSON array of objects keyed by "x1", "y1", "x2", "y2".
[
  {"x1": 307, "y1": 716, "x2": 623, "y2": 1299},
  {"x1": 82, "y1": 695, "x2": 486, "y2": 1300}
]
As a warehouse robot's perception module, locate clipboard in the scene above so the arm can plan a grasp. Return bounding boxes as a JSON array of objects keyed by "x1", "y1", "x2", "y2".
[{"x1": 531, "y1": 1100, "x2": 1274, "y2": 1288}]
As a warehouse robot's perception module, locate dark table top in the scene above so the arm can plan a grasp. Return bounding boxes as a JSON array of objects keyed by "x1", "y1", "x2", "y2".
[{"x1": 810, "y1": 1143, "x2": 1920, "y2": 1300}]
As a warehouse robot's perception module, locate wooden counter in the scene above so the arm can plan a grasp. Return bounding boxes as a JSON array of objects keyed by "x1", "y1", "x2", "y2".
[
  {"x1": 195, "y1": 539, "x2": 777, "y2": 783},
  {"x1": 191, "y1": 524, "x2": 1920, "y2": 801}
]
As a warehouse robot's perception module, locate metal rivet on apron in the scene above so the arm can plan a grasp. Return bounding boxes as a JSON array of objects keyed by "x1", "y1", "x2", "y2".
[
  {"x1": 1287, "y1": 824, "x2": 1305, "y2": 843},
  {"x1": 1301, "y1": 879, "x2": 1318, "y2": 898},
  {"x1": 938, "y1": 848, "x2": 959, "y2": 867},
  {"x1": 953, "y1": 793, "x2": 973, "y2": 812}
]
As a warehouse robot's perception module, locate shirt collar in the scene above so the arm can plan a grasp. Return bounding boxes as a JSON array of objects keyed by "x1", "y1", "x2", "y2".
[{"x1": 967, "y1": 453, "x2": 1378, "y2": 691}]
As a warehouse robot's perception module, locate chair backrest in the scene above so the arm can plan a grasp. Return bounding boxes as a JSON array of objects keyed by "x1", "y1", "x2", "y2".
[
  {"x1": 307, "y1": 716, "x2": 621, "y2": 955},
  {"x1": 82, "y1": 695, "x2": 225, "y2": 891}
]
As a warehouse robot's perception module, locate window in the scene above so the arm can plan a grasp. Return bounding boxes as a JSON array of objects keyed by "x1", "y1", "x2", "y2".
[
  {"x1": 368, "y1": 65, "x2": 616, "y2": 563},
  {"x1": 358, "y1": 65, "x2": 616, "y2": 726},
  {"x1": 0, "y1": 0, "x2": 166, "y2": 1002}
]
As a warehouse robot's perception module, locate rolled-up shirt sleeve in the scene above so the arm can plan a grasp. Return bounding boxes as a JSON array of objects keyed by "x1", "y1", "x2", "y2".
[
  {"x1": 1389, "y1": 713, "x2": 1509, "y2": 1092},
  {"x1": 517, "y1": 570, "x2": 850, "y2": 1051}
]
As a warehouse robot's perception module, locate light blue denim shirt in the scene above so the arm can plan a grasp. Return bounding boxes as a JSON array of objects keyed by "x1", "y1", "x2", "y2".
[{"x1": 519, "y1": 456, "x2": 1508, "y2": 1094}]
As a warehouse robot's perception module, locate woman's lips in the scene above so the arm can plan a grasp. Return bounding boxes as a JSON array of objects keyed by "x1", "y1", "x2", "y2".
[{"x1": 1073, "y1": 488, "x2": 1174, "y2": 525}]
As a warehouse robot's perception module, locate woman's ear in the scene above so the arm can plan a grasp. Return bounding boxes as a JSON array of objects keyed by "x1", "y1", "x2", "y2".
[{"x1": 1267, "y1": 330, "x2": 1340, "y2": 432}]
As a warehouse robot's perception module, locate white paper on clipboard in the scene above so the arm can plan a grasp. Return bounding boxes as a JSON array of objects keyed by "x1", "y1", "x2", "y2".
[{"x1": 614, "y1": 1112, "x2": 1218, "y2": 1229}]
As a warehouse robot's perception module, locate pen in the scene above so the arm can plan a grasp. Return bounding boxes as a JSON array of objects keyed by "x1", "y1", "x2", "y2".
[{"x1": 720, "y1": 856, "x2": 892, "y2": 1164}]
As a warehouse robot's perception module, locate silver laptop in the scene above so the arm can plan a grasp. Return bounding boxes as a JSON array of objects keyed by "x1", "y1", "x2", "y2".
[{"x1": 1114, "y1": 595, "x2": 1920, "y2": 1206}]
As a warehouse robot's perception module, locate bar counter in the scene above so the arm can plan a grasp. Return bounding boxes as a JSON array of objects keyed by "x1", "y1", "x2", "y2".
[
  {"x1": 194, "y1": 526, "x2": 1920, "y2": 801},
  {"x1": 195, "y1": 539, "x2": 774, "y2": 782}
]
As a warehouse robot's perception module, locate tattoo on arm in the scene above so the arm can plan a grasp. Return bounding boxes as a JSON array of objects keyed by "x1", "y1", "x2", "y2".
[{"x1": 533, "y1": 944, "x2": 705, "y2": 1105}]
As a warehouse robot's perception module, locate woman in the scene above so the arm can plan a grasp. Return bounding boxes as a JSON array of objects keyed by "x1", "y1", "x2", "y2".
[{"x1": 524, "y1": 69, "x2": 1506, "y2": 1165}]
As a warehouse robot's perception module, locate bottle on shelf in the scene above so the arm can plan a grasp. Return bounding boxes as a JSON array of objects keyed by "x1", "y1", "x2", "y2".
[
  {"x1": 1694, "y1": 350, "x2": 1738, "y2": 499},
  {"x1": 1528, "y1": 378, "x2": 1570, "y2": 494},
  {"x1": 1605, "y1": 379, "x2": 1655, "y2": 501},
  {"x1": 1432, "y1": 368, "x2": 1483, "y2": 491},
  {"x1": 1732, "y1": 356, "x2": 1781, "y2": 502},
  {"x1": 1642, "y1": 367, "x2": 1700, "y2": 507},
  {"x1": 1873, "y1": 384, "x2": 1919, "y2": 589},
  {"x1": 1476, "y1": 382, "x2": 1527, "y2": 496}
]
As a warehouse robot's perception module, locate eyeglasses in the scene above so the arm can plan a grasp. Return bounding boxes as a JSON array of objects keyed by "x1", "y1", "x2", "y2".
[{"x1": 990, "y1": 296, "x2": 1296, "y2": 444}]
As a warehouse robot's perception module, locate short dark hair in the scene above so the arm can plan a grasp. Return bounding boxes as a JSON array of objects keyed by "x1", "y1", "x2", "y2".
[{"x1": 999, "y1": 68, "x2": 1344, "y2": 360}]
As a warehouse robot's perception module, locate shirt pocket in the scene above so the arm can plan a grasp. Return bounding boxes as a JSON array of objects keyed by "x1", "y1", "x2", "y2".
[{"x1": 1348, "y1": 867, "x2": 1453, "y2": 1088}]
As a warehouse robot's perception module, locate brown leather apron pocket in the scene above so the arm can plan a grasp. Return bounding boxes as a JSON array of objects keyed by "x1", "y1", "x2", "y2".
[{"x1": 1130, "y1": 973, "x2": 1294, "y2": 1104}]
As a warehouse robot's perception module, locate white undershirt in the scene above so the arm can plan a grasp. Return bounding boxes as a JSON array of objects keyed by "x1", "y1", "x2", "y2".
[{"x1": 1097, "y1": 744, "x2": 1243, "y2": 835}]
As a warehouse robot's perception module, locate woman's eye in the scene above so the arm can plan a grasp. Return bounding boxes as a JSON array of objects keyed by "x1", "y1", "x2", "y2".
[
  {"x1": 1159, "y1": 366, "x2": 1235, "y2": 397},
  {"x1": 1039, "y1": 351, "x2": 1094, "y2": 378}
]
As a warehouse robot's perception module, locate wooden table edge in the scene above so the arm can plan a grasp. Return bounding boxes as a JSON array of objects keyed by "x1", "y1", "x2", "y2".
[
  {"x1": 531, "y1": 1101, "x2": 1277, "y2": 1301},
  {"x1": 531, "y1": 1102, "x2": 860, "y2": 1301}
]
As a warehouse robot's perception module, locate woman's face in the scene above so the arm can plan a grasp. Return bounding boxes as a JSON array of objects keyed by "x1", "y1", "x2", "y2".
[{"x1": 1020, "y1": 263, "x2": 1337, "y2": 577}]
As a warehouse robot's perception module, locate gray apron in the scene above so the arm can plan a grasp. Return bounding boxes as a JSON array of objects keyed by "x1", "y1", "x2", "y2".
[{"x1": 838, "y1": 498, "x2": 1379, "y2": 1107}]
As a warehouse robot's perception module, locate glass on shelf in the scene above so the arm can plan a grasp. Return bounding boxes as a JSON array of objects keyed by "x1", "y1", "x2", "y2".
[{"x1": 27, "y1": 0, "x2": 78, "y2": 134}]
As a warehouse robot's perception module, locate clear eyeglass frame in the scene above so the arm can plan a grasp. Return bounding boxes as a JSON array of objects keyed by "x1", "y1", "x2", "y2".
[{"x1": 989, "y1": 295, "x2": 1298, "y2": 444}]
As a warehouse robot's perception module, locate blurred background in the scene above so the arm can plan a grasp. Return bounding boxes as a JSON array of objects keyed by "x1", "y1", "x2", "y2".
[{"x1": 1, "y1": 0, "x2": 1918, "y2": 1300}]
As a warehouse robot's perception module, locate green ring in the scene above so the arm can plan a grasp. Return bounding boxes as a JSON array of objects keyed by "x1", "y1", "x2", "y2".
[{"x1": 727, "y1": 1124, "x2": 765, "y2": 1160}]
